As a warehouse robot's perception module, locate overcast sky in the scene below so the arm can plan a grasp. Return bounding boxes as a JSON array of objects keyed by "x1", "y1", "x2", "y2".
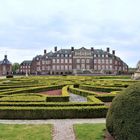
[{"x1": 0, "y1": 0, "x2": 140, "y2": 67}]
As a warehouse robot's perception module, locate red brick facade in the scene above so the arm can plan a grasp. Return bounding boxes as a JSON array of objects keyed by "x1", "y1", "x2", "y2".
[{"x1": 27, "y1": 47, "x2": 128, "y2": 75}]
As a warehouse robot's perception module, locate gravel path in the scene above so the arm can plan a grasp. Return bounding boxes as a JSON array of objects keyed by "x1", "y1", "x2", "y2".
[
  {"x1": 69, "y1": 93, "x2": 87, "y2": 102},
  {"x1": 0, "y1": 118, "x2": 106, "y2": 140}
]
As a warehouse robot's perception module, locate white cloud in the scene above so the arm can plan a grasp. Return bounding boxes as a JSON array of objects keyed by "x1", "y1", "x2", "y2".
[{"x1": 0, "y1": 0, "x2": 140, "y2": 67}]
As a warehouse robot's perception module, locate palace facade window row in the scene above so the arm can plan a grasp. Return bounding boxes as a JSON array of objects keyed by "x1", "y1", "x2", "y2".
[{"x1": 19, "y1": 46, "x2": 128, "y2": 75}]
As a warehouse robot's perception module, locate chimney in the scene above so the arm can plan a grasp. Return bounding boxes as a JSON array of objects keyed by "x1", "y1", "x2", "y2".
[
  {"x1": 112, "y1": 50, "x2": 115, "y2": 55},
  {"x1": 4, "y1": 55, "x2": 7, "y2": 59},
  {"x1": 91, "y1": 47, "x2": 94, "y2": 51},
  {"x1": 71, "y1": 46, "x2": 74, "y2": 51},
  {"x1": 44, "y1": 49, "x2": 47, "y2": 55},
  {"x1": 54, "y1": 46, "x2": 57, "y2": 52},
  {"x1": 107, "y1": 47, "x2": 110, "y2": 53}
]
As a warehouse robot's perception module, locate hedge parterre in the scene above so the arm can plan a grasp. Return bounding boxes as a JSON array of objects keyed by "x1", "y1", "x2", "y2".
[{"x1": 0, "y1": 75, "x2": 134, "y2": 119}]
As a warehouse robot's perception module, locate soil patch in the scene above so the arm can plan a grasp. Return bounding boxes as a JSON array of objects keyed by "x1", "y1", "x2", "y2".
[{"x1": 39, "y1": 90, "x2": 62, "y2": 96}]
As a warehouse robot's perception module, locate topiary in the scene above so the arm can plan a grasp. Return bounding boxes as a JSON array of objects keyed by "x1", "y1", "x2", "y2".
[{"x1": 106, "y1": 82, "x2": 140, "y2": 140}]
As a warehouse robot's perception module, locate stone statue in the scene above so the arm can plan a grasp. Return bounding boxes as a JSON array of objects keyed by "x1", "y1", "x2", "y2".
[
  {"x1": 136, "y1": 61, "x2": 140, "y2": 71},
  {"x1": 133, "y1": 61, "x2": 140, "y2": 80}
]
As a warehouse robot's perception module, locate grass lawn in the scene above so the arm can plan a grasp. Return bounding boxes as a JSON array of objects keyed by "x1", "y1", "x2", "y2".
[
  {"x1": 73, "y1": 123, "x2": 105, "y2": 140},
  {"x1": 0, "y1": 124, "x2": 52, "y2": 140}
]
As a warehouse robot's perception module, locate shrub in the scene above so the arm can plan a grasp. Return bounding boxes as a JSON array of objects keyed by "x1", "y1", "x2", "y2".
[
  {"x1": 106, "y1": 82, "x2": 140, "y2": 140},
  {"x1": 46, "y1": 86, "x2": 69, "y2": 102},
  {"x1": 94, "y1": 91, "x2": 119, "y2": 102},
  {"x1": 69, "y1": 85, "x2": 97, "y2": 97},
  {"x1": 79, "y1": 85, "x2": 123, "y2": 92},
  {"x1": 0, "y1": 106, "x2": 108, "y2": 119},
  {"x1": 87, "y1": 96, "x2": 104, "y2": 105}
]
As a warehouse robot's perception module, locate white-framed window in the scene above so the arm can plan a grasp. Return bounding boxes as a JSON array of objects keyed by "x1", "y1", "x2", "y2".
[
  {"x1": 69, "y1": 54, "x2": 71, "y2": 57},
  {"x1": 102, "y1": 59, "x2": 104, "y2": 63},
  {"x1": 65, "y1": 59, "x2": 68, "y2": 63},
  {"x1": 98, "y1": 59, "x2": 101, "y2": 64},
  {"x1": 65, "y1": 65, "x2": 68, "y2": 70},
  {"x1": 65, "y1": 54, "x2": 68, "y2": 57},
  {"x1": 106, "y1": 65, "x2": 109, "y2": 70},
  {"x1": 42, "y1": 61, "x2": 45, "y2": 65},
  {"x1": 110, "y1": 59, "x2": 112, "y2": 64},
  {"x1": 94, "y1": 59, "x2": 97, "y2": 63},
  {"x1": 94, "y1": 54, "x2": 96, "y2": 57},
  {"x1": 106, "y1": 54, "x2": 108, "y2": 57},
  {"x1": 57, "y1": 54, "x2": 59, "y2": 57},
  {"x1": 69, "y1": 59, "x2": 72, "y2": 63},
  {"x1": 76, "y1": 59, "x2": 80, "y2": 63},
  {"x1": 86, "y1": 59, "x2": 90, "y2": 63},
  {"x1": 57, "y1": 59, "x2": 59, "y2": 63},
  {"x1": 61, "y1": 59, "x2": 64, "y2": 63},
  {"x1": 81, "y1": 59, "x2": 85, "y2": 63},
  {"x1": 102, "y1": 54, "x2": 104, "y2": 57},
  {"x1": 110, "y1": 65, "x2": 112, "y2": 70},
  {"x1": 53, "y1": 59, "x2": 55, "y2": 63}
]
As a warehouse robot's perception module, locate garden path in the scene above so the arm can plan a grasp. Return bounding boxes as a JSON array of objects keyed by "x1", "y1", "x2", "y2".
[
  {"x1": 0, "y1": 118, "x2": 106, "y2": 140},
  {"x1": 69, "y1": 93, "x2": 87, "y2": 102}
]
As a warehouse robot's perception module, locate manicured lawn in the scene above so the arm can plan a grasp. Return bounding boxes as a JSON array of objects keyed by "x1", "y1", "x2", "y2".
[
  {"x1": 0, "y1": 124, "x2": 52, "y2": 140},
  {"x1": 74, "y1": 123, "x2": 105, "y2": 140}
]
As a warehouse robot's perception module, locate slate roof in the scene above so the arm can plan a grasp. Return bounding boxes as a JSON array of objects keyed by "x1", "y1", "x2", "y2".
[
  {"x1": 20, "y1": 60, "x2": 32, "y2": 65},
  {"x1": 0, "y1": 56, "x2": 12, "y2": 65}
]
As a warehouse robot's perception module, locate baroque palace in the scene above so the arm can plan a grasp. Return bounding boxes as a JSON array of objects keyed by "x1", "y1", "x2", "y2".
[{"x1": 19, "y1": 46, "x2": 128, "y2": 75}]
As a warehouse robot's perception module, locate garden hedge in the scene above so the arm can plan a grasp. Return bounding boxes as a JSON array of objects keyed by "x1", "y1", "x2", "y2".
[
  {"x1": 106, "y1": 82, "x2": 140, "y2": 140},
  {"x1": 0, "y1": 106, "x2": 108, "y2": 119}
]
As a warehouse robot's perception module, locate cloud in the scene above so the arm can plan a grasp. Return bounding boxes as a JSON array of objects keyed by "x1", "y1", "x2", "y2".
[{"x1": 0, "y1": 0, "x2": 140, "y2": 67}]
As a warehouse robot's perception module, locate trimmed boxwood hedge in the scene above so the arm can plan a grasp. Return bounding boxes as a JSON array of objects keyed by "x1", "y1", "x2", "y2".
[
  {"x1": 79, "y1": 85, "x2": 123, "y2": 92},
  {"x1": 69, "y1": 85, "x2": 97, "y2": 97},
  {"x1": 0, "y1": 102, "x2": 106, "y2": 107},
  {"x1": 0, "y1": 106, "x2": 108, "y2": 119},
  {"x1": 0, "y1": 85, "x2": 64, "y2": 95},
  {"x1": 46, "y1": 85, "x2": 69, "y2": 102},
  {"x1": 87, "y1": 96, "x2": 104, "y2": 105}
]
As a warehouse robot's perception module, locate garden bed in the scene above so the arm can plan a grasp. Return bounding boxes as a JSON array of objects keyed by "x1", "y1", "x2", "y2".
[{"x1": 39, "y1": 89, "x2": 62, "y2": 96}]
